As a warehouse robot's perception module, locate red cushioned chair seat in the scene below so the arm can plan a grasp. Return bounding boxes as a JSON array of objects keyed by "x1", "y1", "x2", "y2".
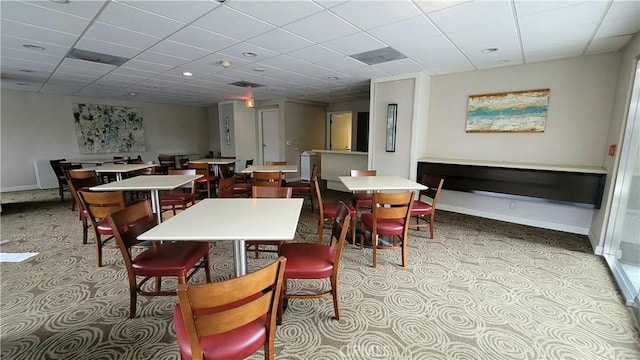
[
  {"x1": 161, "y1": 193, "x2": 195, "y2": 205},
  {"x1": 132, "y1": 241, "x2": 209, "y2": 277},
  {"x1": 410, "y1": 201, "x2": 433, "y2": 216},
  {"x1": 279, "y1": 243, "x2": 335, "y2": 279},
  {"x1": 174, "y1": 303, "x2": 267, "y2": 360},
  {"x1": 287, "y1": 181, "x2": 311, "y2": 192},
  {"x1": 352, "y1": 193, "x2": 373, "y2": 208},
  {"x1": 196, "y1": 175, "x2": 218, "y2": 183},
  {"x1": 323, "y1": 202, "x2": 357, "y2": 219},
  {"x1": 233, "y1": 183, "x2": 252, "y2": 193},
  {"x1": 361, "y1": 213, "x2": 405, "y2": 236},
  {"x1": 96, "y1": 219, "x2": 113, "y2": 235}
]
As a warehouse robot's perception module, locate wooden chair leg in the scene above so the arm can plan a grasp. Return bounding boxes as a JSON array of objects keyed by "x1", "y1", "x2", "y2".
[
  {"x1": 317, "y1": 219, "x2": 324, "y2": 244},
  {"x1": 372, "y1": 233, "x2": 377, "y2": 268},
  {"x1": 331, "y1": 275, "x2": 340, "y2": 320},
  {"x1": 203, "y1": 255, "x2": 211, "y2": 282},
  {"x1": 129, "y1": 285, "x2": 137, "y2": 319}
]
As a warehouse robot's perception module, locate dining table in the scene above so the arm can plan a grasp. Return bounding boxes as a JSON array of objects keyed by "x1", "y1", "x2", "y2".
[
  {"x1": 90, "y1": 174, "x2": 202, "y2": 224},
  {"x1": 242, "y1": 164, "x2": 298, "y2": 173},
  {"x1": 81, "y1": 163, "x2": 157, "y2": 182},
  {"x1": 137, "y1": 198, "x2": 304, "y2": 277},
  {"x1": 63, "y1": 158, "x2": 118, "y2": 166}
]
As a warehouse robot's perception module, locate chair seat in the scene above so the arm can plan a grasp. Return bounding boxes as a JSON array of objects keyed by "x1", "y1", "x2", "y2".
[
  {"x1": 352, "y1": 193, "x2": 373, "y2": 207},
  {"x1": 247, "y1": 240, "x2": 283, "y2": 246},
  {"x1": 410, "y1": 200, "x2": 433, "y2": 216},
  {"x1": 361, "y1": 213, "x2": 406, "y2": 236},
  {"x1": 279, "y1": 243, "x2": 334, "y2": 279},
  {"x1": 174, "y1": 303, "x2": 267, "y2": 360},
  {"x1": 287, "y1": 181, "x2": 311, "y2": 192},
  {"x1": 133, "y1": 242, "x2": 209, "y2": 277},
  {"x1": 195, "y1": 175, "x2": 218, "y2": 183},
  {"x1": 323, "y1": 202, "x2": 357, "y2": 219},
  {"x1": 96, "y1": 219, "x2": 113, "y2": 235},
  {"x1": 161, "y1": 193, "x2": 195, "y2": 205},
  {"x1": 233, "y1": 183, "x2": 252, "y2": 192}
]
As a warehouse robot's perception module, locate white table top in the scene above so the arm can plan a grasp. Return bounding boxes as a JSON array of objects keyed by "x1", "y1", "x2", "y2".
[
  {"x1": 189, "y1": 158, "x2": 238, "y2": 165},
  {"x1": 81, "y1": 163, "x2": 156, "y2": 173},
  {"x1": 242, "y1": 165, "x2": 298, "y2": 173},
  {"x1": 90, "y1": 174, "x2": 202, "y2": 191},
  {"x1": 339, "y1": 175, "x2": 427, "y2": 191},
  {"x1": 138, "y1": 198, "x2": 303, "y2": 241}
]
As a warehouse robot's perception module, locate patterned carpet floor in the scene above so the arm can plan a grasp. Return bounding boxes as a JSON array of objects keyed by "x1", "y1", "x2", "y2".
[{"x1": 1, "y1": 188, "x2": 639, "y2": 359}]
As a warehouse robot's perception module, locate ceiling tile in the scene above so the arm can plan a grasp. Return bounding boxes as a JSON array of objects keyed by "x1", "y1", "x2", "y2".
[
  {"x1": 1, "y1": 56, "x2": 58, "y2": 72},
  {"x1": 227, "y1": 0, "x2": 324, "y2": 26},
  {"x1": 149, "y1": 40, "x2": 210, "y2": 61},
  {"x1": 193, "y1": 6, "x2": 275, "y2": 41},
  {"x1": 0, "y1": 19, "x2": 78, "y2": 47},
  {"x1": 367, "y1": 15, "x2": 441, "y2": 45},
  {"x1": 110, "y1": 67, "x2": 158, "y2": 79},
  {"x1": 372, "y1": 58, "x2": 428, "y2": 75},
  {"x1": 134, "y1": 51, "x2": 191, "y2": 67},
  {"x1": 121, "y1": 59, "x2": 173, "y2": 74},
  {"x1": 413, "y1": 0, "x2": 469, "y2": 14},
  {"x1": 75, "y1": 38, "x2": 142, "y2": 58},
  {"x1": 322, "y1": 31, "x2": 386, "y2": 56},
  {"x1": 97, "y1": 1, "x2": 185, "y2": 38},
  {"x1": 283, "y1": 11, "x2": 360, "y2": 43},
  {"x1": 330, "y1": 1, "x2": 422, "y2": 30},
  {"x1": 586, "y1": 35, "x2": 634, "y2": 55},
  {"x1": 427, "y1": 1, "x2": 514, "y2": 33},
  {"x1": 85, "y1": 22, "x2": 160, "y2": 50},
  {"x1": 394, "y1": 35, "x2": 470, "y2": 69},
  {"x1": 1, "y1": 34, "x2": 70, "y2": 57},
  {"x1": 58, "y1": 58, "x2": 115, "y2": 74},
  {"x1": 447, "y1": 20, "x2": 521, "y2": 56},
  {"x1": 247, "y1": 28, "x2": 314, "y2": 54},
  {"x1": 119, "y1": 0, "x2": 220, "y2": 23},
  {"x1": 0, "y1": 1, "x2": 91, "y2": 35},
  {"x1": 218, "y1": 43, "x2": 280, "y2": 62},
  {"x1": 169, "y1": 26, "x2": 237, "y2": 52},
  {"x1": 18, "y1": 0, "x2": 107, "y2": 20},
  {"x1": 525, "y1": 43, "x2": 584, "y2": 63},
  {"x1": 1, "y1": 48, "x2": 63, "y2": 65}
]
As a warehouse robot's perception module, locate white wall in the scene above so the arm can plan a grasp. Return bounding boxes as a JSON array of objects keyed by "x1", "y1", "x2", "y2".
[
  {"x1": 1, "y1": 90, "x2": 209, "y2": 191},
  {"x1": 419, "y1": 53, "x2": 622, "y2": 238},
  {"x1": 284, "y1": 100, "x2": 326, "y2": 180}
]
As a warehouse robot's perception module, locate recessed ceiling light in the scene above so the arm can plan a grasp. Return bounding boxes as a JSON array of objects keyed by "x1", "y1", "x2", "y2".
[
  {"x1": 19, "y1": 69, "x2": 35, "y2": 73},
  {"x1": 328, "y1": 76, "x2": 339, "y2": 80},
  {"x1": 481, "y1": 48, "x2": 499, "y2": 53},
  {"x1": 242, "y1": 52, "x2": 258, "y2": 57},
  {"x1": 22, "y1": 44, "x2": 46, "y2": 51},
  {"x1": 182, "y1": 71, "x2": 193, "y2": 77},
  {"x1": 16, "y1": 83, "x2": 28, "y2": 86},
  {"x1": 499, "y1": 59, "x2": 510, "y2": 63},
  {"x1": 252, "y1": 68, "x2": 265, "y2": 72},
  {"x1": 129, "y1": 92, "x2": 137, "y2": 96},
  {"x1": 50, "y1": 0, "x2": 69, "y2": 3}
]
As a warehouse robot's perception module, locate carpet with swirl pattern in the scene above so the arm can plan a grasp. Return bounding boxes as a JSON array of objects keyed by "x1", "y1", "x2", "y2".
[{"x1": 1, "y1": 188, "x2": 639, "y2": 359}]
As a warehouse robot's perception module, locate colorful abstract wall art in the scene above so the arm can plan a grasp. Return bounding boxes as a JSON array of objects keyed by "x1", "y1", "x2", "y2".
[
  {"x1": 466, "y1": 89, "x2": 550, "y2": 133},
  {"x1": 72, "y1": 103, "x2": 145, "y2": 153}
]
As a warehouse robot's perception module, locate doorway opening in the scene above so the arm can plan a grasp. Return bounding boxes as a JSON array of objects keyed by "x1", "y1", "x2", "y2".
[{"x1": 327, "y1": 112, "x2": 352, "y2": 150}]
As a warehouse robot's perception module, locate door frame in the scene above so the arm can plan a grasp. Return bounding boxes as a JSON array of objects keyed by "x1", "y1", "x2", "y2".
[{"x1": 257, "y1": 107, "x2": 280, "y2": 165}]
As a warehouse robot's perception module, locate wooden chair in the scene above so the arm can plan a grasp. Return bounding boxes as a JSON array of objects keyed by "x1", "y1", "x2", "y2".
[
  {"x1": 360, "y1": 191, "x2": 414, "y2": 268},
  {"x1": 50, "y1": 159, "x2": 81, "y2": 204},
  {"x1": 107, "y1": 200, "x2": 211, "y2": 318},
  {"x1": 411, "y1": 175, "x2": 444, "y2": 238},
  {"x1": 253, "y1": 171, "x2": 282, "y2": 187},
  {"x1": 312, "y1": 173, "x2": 357, "y2": 244},
  {"x1": 235, "y1": 159, "x2": 253, "y2": 183},
  {"x1": 188, "y1": 162, "x2": 218, "y2": 199},
  {"x1": 350, "y1": 169, "x2": 377, "y2": 215},
  {"x1": 78, "y1": 189, "x2": 127, "y2": 267},
  {"x1": 160, "y1": 169, "x2": 197, "y2": 217},
  {"x1": 219, "y1": 164, "x2": 251, "y2": 197},
  {"x1": 217, "y1": 175, "x2": 236, "y2": 198},
  {"x1": 277, "y1": 201, "x2": 351, "y2": 324},
  {"x1": 158, "y1": 155, "x2": 177, "y2": 170},
  {"x1": 174, "y1": 257, "x2": 286, "y2": 360},
  {"x1": 265, "y1": 161, "x2": 287, "y2": 186},
  {"x1": 286, "y1": 164, "x2": 316, "y2": 211},
  {"x1": 66, "y1": 169, "x2": 100, "y2": 245},
  {"x1": 246, "y1": 186, "x2": 293, "y2": 259}
]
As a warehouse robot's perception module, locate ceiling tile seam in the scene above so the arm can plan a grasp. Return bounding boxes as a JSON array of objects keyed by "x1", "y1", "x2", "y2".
[
  {"x1": 17, "y1": 0, "x2": 95, "y2": 21},
  {"x1": 580, "y1": 0, "x2": 615, "y2": 56},
  {"x1": 509, "y1": 0, "x2": 526, "y2": 65},
  {"x1": 40, "y1": 0, "x2": 112, "y2": 94}
]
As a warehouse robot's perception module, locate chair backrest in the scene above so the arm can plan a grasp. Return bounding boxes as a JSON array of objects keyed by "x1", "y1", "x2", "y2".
[
  {"x1": 253, "y1": 171, "x2": 282, "y2": 187},
  {"x1": 49, "y1": 159, "x2": 66, "y2": 180},
  {"x1": 217, "y1": 164, "x2": 235, "y2": 179},
  {"x1": 176, "y1": 257, "x2": 287, "y2": 360},
  {"x1": 329, "y1": 201, "x2": 352, "y2": 270},
  {"x1": 168, "y1": 169, "x2": 196, "y2": 192},
  {"x1": 113, "y1": 156, "x2": 130, "y2": 164},
  {"x1": 312, "y1": 174, "x2": 324, "y2": 214},
  {"x1": 266, "y1": 161, "x2": 286, "y2": 166},
  {"x1": 206, "y1": 151, "x2": 214, "y2": 158},
  {"x1": 107, "y1": 200, "x2": 158, "y2": 268},
  {"x1": 66, "y1": 169, "x2": 101, "y2": 211},
  {"x1": 51, "y1": 159, "x2": 82, "y2": 183},
  {"x1": 245, "y1": 159, "x2": 254, "y2": 167},
  {"x1": 252, "y1": 186, "x2": 292, "y2": 198},
  {"x1": 78, "y1": 190, "x2": 127, "y2": 223},
  {"x1": 372, "y1": 191, "x2": 414, "y2": 224},
  {"x1": 130, "y1": 160, "x2": 156, "y2": 175},
  {"x1": 420, "y1": 175, "x2": 444, "y2": 207},
  {"x1": 158, "y1": 155, "x2": 177, "y2": 169},
  {"x1": 218, "y1": 176, "x2": 236, "y2": 198},
  {"x1": 187, "y1": 162, "x2": 211, "y2": 176},
  {"x1": 350, "y1": 169, "x2": 376, "y2": 177}
]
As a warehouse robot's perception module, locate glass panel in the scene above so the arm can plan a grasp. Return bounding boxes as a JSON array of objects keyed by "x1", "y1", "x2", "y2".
[{"x1": 604, "y1": 60, "x2": 640, "y2": 312}]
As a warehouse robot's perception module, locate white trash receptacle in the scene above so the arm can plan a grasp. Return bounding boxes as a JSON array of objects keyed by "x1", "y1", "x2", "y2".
[{"x1": 300, "y1": 151, "x2": 317, "y2": 181}]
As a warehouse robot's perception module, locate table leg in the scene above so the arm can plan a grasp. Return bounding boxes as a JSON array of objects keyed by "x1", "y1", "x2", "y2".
[
  {"x1": 116, "y1": 173, "x2": 123, "y2": 182},
  {"x1": 149, "y1": 189, "x2": 163, "y2": 224},
  {"x1": 232, "y1": 239, "x2": 247, "y2": 277}
]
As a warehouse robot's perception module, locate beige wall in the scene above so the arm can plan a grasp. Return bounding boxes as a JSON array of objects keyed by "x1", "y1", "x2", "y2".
[
  {"x1": 1, "y1": 90, "x2": 208, "y2": 190},
  {"x1": 426, "y1": 53, "x2": 621, "y2": 166},
  {"x1": 284, "y1": 100, "x2": 326, "y2": 180}
]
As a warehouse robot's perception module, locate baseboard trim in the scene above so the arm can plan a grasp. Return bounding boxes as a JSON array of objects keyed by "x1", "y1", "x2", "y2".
[
  {"x1": 1, "y1": 184, "x2": 42, "y2": 192},
  {"x1": 439, "y1": 203, "x2": 590, "y2": 235}
]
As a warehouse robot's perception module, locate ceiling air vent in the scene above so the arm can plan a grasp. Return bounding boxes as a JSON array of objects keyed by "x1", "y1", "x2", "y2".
[
  {"x1": 350, "y1": 47, "x2": 407, "y2": 65},
  {"x1": 229, "y1": 81, "x2": 264, "y2": 88},
  {"x1": 66, "y1": 48, "x2": 129, "y2": 67}
]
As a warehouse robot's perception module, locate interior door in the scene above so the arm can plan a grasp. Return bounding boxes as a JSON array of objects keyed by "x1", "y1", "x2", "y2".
[
  {"x1": 260, "y1": 109, "x2": 280, "y2": 164},
  {"x1": 327, "y1": 112, "x2": 352, "y2": 150}
]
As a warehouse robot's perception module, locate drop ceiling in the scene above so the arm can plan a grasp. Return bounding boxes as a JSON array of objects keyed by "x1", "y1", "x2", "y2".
[{"x1": 1, "y1": 0, "x2": 638, "y2": 107}]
